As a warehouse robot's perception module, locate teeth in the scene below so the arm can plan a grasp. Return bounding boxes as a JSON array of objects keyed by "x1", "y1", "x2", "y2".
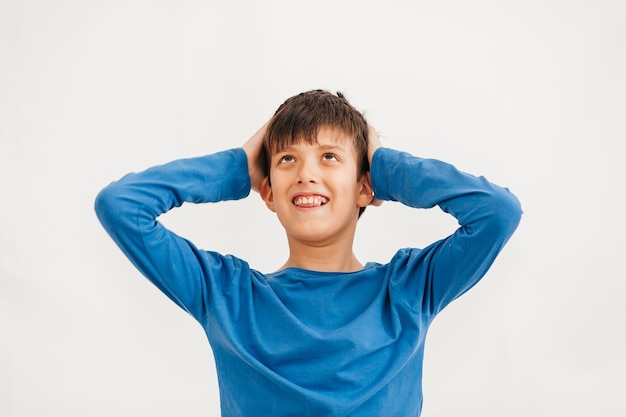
[{"x1": 294, "y1": 195, "x2": 328, "y2": 207}]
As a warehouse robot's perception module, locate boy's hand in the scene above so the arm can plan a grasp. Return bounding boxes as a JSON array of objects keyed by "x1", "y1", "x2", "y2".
[
  {"x1": 367, "y1": 125, "x2": 383, "y2": 206},
  {"x1": 242, "y1": 120, "x2": 270, "y2": 193},
  {"x1": 367, "y1": 125, "x2": 382, "y2": 163}
]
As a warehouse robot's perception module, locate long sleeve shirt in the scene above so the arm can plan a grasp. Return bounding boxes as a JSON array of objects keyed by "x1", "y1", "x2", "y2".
[{"x1": 95, "y1": 147, "x2": 522, "y2": 416}]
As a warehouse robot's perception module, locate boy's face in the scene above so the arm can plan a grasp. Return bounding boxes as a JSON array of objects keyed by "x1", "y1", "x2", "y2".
[{"x1": 260, "y1": 126, "x2": 373, "y2": 246}]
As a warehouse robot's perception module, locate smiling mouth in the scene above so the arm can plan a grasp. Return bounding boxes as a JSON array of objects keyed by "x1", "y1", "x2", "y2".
[{"x1": 293, "y1": 195, "x2": 329, "y2": 207}]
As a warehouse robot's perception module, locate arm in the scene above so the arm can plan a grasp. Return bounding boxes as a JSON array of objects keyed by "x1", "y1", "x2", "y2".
[
  {"x1": 368, "y1": 129, "x2": 522, "y2": 315},
  {"x1": 94, "y1": 148, "x2": 251, "y2": 320}
]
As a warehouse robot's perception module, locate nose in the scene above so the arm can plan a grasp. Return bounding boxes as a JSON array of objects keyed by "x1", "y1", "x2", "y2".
[{"x1": 296, "y1": 157, "x2": 320, "y2": 184}]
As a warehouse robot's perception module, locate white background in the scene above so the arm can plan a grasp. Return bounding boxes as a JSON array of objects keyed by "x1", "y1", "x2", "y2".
[{"x1": 1, "y1": 0, "x2": 625, "y2": 416}]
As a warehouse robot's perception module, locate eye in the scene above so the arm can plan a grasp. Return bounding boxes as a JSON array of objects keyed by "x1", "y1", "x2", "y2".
[
  {"x1": 322, "y1": 153, "x2": 338, "y2": 161},
  {"x1": 279, "y1": 155, "x2": 295, "y2": 164}
]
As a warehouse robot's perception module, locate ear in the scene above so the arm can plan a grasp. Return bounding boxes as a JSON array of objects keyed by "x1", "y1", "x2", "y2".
[
  {"x1": 357, "y1": 172, "x2": 374, "y2": 208},
  {"x1": 259, "y1": 177, "x2": 276, "y2": 212}
]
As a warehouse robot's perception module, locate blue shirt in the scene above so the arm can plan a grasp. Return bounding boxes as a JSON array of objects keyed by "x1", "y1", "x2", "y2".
[{"x1": 95, "y1": 147, "x2": 521, "y2": 416}]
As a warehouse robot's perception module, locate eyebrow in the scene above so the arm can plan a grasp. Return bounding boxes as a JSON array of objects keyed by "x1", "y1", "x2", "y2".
[
  {"x1": 318, "y1": 143, "x2": 347, "y2": 151},
  {"x1": 277, "y1": 143, "x2": 348, "y2": 153}
]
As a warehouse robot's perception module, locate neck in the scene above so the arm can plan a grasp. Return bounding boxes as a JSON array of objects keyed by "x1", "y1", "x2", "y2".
[{"x1": 280, "y1": 237, "x2": 363, "y2": 273}]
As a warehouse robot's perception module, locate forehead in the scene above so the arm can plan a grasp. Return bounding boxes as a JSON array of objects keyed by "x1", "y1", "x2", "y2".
[{"x1": 273, "y1": 126, "x2": 355, "y2": 152}]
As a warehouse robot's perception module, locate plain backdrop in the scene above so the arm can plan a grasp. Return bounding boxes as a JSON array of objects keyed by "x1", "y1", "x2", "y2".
[{"x1": 1, "y1": 0, "x2": 625, "y2": 416}]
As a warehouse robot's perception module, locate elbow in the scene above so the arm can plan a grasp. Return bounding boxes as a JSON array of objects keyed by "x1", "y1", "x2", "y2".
[
  {"x1": 94, "y1": 181, "x2": 124, "y2": 229},
  {"x1": 490, "y1": 187, "x2": 523, "y2": 238}
]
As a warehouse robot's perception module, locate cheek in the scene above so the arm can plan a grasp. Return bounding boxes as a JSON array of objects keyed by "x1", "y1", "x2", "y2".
[
  {"x1": 268, "y1": 184, "x2": 291, "y2": 210},
  {"x1": 340, "y1": 179, "x2": 362, "y2": 195}
]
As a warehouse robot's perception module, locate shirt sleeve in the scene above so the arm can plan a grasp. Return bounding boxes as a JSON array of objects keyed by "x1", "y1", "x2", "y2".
[
  {"x1": 94, "y1": 148, "x2": 251, "y2": 321},
  {"x1": 370, "y1": 147, "x2": 522, "y2": 316}
]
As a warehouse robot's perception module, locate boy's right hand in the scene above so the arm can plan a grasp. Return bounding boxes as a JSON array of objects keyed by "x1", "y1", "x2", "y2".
[{"x1": 242, "y1": 120, "x2": 270, "y2": 193}]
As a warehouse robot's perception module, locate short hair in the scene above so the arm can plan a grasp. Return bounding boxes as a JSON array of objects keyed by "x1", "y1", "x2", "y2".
[{"x1": 262, "y1": 90, "x2": 369, "y2": 180}]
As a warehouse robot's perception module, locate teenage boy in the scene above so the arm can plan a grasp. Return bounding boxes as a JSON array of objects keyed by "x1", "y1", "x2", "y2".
[{"x1": 95, "y1": 90, "x2": 521, "y2": 416}]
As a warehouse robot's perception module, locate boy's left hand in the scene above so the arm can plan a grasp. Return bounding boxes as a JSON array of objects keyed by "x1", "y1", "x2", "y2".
[
  {"x1": 367, "y1": 125, "x2": 383, "y2": 207},
  {"x1": 367, "y1": 125, "x2": 382, "y2": 164}
]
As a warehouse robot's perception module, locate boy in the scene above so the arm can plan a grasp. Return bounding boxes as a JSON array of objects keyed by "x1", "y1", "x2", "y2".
[{"x1": 95, "y1": 90, "x2": 521, "y2": 416}]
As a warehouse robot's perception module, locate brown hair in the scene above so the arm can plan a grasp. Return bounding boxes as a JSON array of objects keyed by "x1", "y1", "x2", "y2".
[{"x1": 262, "y1": 90, "x2": 369, "y2": 179}]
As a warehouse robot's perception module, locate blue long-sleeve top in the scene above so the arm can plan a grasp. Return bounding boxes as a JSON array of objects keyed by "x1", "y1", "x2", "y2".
[{"x1": 95, "y1": 147, "x2": 521, "y2": 416}]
